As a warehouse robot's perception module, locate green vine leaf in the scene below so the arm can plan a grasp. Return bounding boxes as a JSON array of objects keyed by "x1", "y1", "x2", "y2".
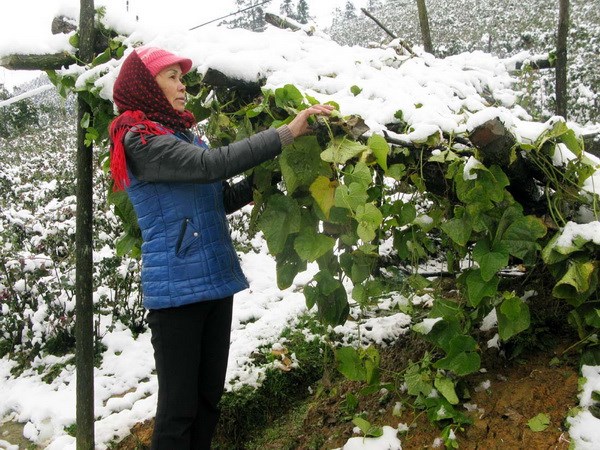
[
  {"x1": 340, "y1": 250, "x2": 377, "y2": 284},
  {"x1": 500, "y1": 215, "x2": 547, "y2": 262},
  {"x1": 424, "y1": 397, "x2": 469, "y2": 424},
  {"x1": 473, "y1": 240, "x2": 509, "y2": 282},
  {"x1": 334, "y1": 182, "x2": 368, "y2": 211},
  {"x1": 309, "y1": 176, "x2": 337, "y2": 219},
  {"x1": 258, "y1": 194, "x2": 302, "y2": 255},
  {"x1": 355, "y1": 203, "x2": 383, "y2": 242},
  {"x1": 115, "y1": 233, "x2": 141, "y2": 259},
  {"x1": 367, "y1": 134, "x2": 389, "y2": 171},
  {"x1": 108, "y1": 188, "x2": 141, "y2": 258},
  {"x1": 80, "y1": 112, "x2": 91, "y2": 128},
  {"x1": 304, "y1": 270, "x2": 349, "y2": 326},
  {"x1": 422, "y1": 318, "x2": 462, "y2": 353},
  {"x1": 527, "y1": 413, "x2": 550, "y2": 432},
  {"x1": 274, "y1": 83, "x2": 304, "y2": 109},
  {"x1": 321, "y1": 136, "x2": 368, "y2": 165},
  {"x1": 280, "y1": 136, "x2": 326, "y2": 194},
  {"x1": 552, "y1": 260, "x2": 599, "y2": 306},
  {"x1": 441, "y1": 210, "x2": 472, "y2": 246},
  {"x1": 275, "y1": 238, "x2": 307, "y2": 289},
  {"x1": 336, "y1": 346, "x2": 380, "y2": 385},
  {"x1": 541, "y1": 233, "x2": 573, "y2": 264},
  {"x1": 456, "y1": 164, "x2": 509, "y2": 208},
  {"x1": 465, "y1": 269, "x2": 499, "y2": 307},
  {"x1": 428, "y1": 149, "x2": 460, "y2": 163},
  {"x1": 344, "y1": 161, "x2": 372, "y2": 187},
  {"x1": 405, "y1": 362, "x2": 433, "y2": 397},
  {"x1": 336, "y1": 347, "x2": 366, "y2": 381},
  {"x1": 84, "y1": 127, "x2": 100, "y2": 146},
  {"x1": 497, "y1": 295, "x2": 530, "y2": 341},
  {"x1": 351, "y1": 279, "x2": 385, "y2": 306},
  {"x1": 294, "y1": 227, "x2": 335, "y2": 262},
  {"x1": 536, "y1": 119, "x2": 583, "y2": 157},
  {"x1": 350, "y1": 85, "x2": 362, "y2": 96},
  {"x1": 434, "y1": 375, "x2": 459, "y2": 405},
  {"x1": 432, "y1": 335, "x2": 481, "y2": 376},
  {"x1": 69, "y1": 33, "x2": 80, "y2": 48},
  {"x1": 91, "y1": 48, "x2": 112, "y2": 67},
  {"x1": 352, "y1": 417, "x2": 383, "y2": 438},
  {"x1": 396, "y1": 202, "x2": 417, "y2": 227}
]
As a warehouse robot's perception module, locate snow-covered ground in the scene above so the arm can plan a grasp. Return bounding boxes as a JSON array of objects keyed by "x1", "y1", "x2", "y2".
[
  {"x1": 0, "y1": 227, "x2": 415, "y2": 449},
  {"x1": 1, "y1": 236, "x2": 599, "y2": 449}
]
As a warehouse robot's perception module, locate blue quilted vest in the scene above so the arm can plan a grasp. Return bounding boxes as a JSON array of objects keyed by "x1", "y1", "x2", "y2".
[{"x1": 126, "y1": 132, "x2": 249, "y2": 309}]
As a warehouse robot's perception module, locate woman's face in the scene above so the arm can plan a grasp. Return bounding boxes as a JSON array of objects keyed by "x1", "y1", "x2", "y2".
[{"x1": 155, "y1": 64, "x2": 186, "y2": 112}]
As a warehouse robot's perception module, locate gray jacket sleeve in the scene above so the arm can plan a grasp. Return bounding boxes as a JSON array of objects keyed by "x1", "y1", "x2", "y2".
[
  {"x1": 222, "y1": 178, "x2": 254, "y2": 214},
  {"x1": 124, "y1": 128, "x2": 283, "y2": 183}
]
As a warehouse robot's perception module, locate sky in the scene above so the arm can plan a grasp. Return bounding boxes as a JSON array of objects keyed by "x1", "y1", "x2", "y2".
[
  {"x1": 1, "y1": 1, "x2": 600, "y2": 448},
  {"x1": 0, "y1": 0, "x2": 367, "y2": 91}
]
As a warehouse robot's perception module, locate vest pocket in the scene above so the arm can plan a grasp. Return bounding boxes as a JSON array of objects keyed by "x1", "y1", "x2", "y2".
[{"x1": 175, "y1": 218, "x2": 200, "y2": 257}]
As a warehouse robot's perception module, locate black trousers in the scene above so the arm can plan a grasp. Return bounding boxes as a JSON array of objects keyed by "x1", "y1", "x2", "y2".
[{"x1": 147, "y1": 296, "x2": 234, "y2": 450}]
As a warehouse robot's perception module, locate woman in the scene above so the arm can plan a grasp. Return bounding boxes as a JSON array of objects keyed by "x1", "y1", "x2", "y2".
[{"x1": 108, "y1": 46, "x2": 333, "y2": 449}]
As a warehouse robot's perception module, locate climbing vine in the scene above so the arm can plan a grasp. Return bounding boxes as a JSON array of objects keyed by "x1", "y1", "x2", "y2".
[{"x1": 42, "y1": 23, "x2": 600, "y2": 436}]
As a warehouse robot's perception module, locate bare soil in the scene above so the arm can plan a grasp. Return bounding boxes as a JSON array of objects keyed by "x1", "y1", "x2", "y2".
[{"x1": 116, "y1": 337, "x2": 580, "y2": 450}]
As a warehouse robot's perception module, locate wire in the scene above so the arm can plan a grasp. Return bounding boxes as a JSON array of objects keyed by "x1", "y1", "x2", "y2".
[
  {"x1": 0, "y1": 84, "x2": 54, "y2": 108},
  {"x1": 189, "y1": 0, "x2": 272, "y2": 30}
]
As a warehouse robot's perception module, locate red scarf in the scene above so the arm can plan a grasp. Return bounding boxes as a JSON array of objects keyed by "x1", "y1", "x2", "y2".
[{"x1": 109, "y1": 50, "x2": 196, "y2": 190}]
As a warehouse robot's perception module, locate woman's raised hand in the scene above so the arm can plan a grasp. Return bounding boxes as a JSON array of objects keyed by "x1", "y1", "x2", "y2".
[{"x1": 287, "y1": 104, "x2": 335, "y2": 138}]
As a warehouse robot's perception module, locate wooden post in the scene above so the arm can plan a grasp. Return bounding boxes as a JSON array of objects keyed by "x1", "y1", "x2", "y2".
[
  {"x1": 416, "y1": 0, "x2": 433, "y2": 54},
  {"x1": 0, "y1": 7, "x2": 99, "y2": 448},
  {"x1": 75, "y1": 0, "x2": 96, "y2": 448},
  {"x1": 556, "y1": 0, "x2": 569, "y2": 119}
]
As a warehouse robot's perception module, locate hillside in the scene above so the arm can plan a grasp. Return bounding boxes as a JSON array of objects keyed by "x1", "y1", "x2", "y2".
[{"x1": 329, "y1": 0, "x2": 600, "y2": 124}]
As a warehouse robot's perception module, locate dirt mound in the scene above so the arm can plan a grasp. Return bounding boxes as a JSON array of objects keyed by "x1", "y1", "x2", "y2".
[
  {"x1": 459, "y1": 356, "x2": 575, "y2": 449},
  {"x1": 115, "y1": 342, "x2": 580, "y2": 450}
]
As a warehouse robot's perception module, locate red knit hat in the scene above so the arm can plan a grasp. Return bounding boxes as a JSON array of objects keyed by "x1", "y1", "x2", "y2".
[{"x1": 136, "y1": 46, "x2": 193, "y2": 77}]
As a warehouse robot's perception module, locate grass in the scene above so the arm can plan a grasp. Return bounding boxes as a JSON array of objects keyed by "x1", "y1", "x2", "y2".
[{"x1": 212, "y1": 317, "x2": 334, "y2": 449}]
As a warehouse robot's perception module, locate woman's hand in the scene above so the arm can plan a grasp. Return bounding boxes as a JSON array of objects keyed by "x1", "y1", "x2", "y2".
[{"x1": 287, "y1": 104, "x2": 335, "y2": 138}]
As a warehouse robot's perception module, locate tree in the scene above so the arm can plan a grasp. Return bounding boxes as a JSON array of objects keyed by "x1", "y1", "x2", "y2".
[
  {"x1": 344, "y1": 1, "x2": 357, "y2": 19},
  {"x1": 416, "y1": 0, "x2": 433, "y2": 54},
  {"x1": 296, "y1": 0, "x2": 309, "y2": 24},
  {"x1": 366, "y1": 0, "x2": 383, "y2": 8},
  {"x1": 227, "y1": 0, "x2": 272, "y2": 31},
  {"x1": 0, "y1": 84, "x2": 40, "y2": 138},
  {"x1": 329, "y1": 4, "x2": 380, "y2": 47},
  {"x1": 280, "y1": 0, "x2": 294, "y2": 18},
  {"x1": 556, "y1": 0, "x2": 569, "y2": 118}
]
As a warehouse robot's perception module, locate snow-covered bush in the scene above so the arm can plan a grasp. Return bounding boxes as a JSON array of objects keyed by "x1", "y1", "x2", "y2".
[
  {"x1": 329, "y1": 0, "x2": 600, "y2": 124},
  {"x1": 0, "y1": 123, "x2": 144, "y2": 363}
]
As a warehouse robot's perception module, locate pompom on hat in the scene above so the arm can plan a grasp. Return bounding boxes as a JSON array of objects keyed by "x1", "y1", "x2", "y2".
[{"x1": 136, "y1": 46, "x2": 193, "y2": 77}]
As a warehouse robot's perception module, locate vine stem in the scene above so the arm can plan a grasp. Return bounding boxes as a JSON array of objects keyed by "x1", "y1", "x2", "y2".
[
  {"x1": 560, "y1": 333, "x2": 596, "y2": 356},
  {"x1": 545, "y1": 185, "x2": 565, "y2": 228},
  {"x1": 591, "y1": 176, "x2": 599, "y2": 221}
]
